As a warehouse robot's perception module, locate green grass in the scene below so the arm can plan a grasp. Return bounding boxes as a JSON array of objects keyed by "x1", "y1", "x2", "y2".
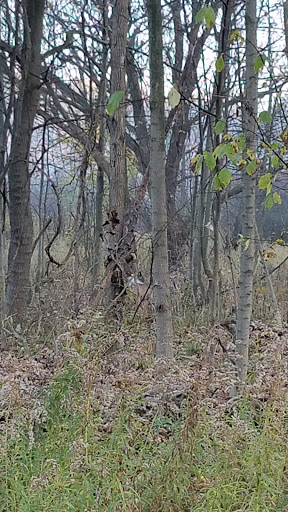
[{"x1": 0, "y1": 365, "x2": 287, "y2": 512}]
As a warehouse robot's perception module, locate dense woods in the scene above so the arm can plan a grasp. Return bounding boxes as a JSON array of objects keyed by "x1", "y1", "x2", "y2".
[{"x1": 1, "y1": 0, "x2": 288, "y2": 509}]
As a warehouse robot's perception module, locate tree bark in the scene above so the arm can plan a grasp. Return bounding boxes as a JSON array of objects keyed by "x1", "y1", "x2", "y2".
[
  {"x1": 210, "y1": 0, "x2": 235, "y2": 323},
  {"x1": 255, "y1": 223, "x2": 282, "y2": 328},
  {"x1": 107, "y1": 0, "x2": 129, "y2": 300},
  {"x1": 284, "y1": 1, "x2": 288, "y2": 61},
  {"x1": 6, "y1": 0, "x2": 45, "y2": 324},
  {"x1": 147, "y1": 0, "x2": 174, "y2": 359},
  {"x1": 235, "y1": 0, "x2": 258, "y2": 388},
  {"x1": 0, "y1": 67, "x2": 8, "y2": 320},
  {"x1": 92, "y1": 4, "x2": 108, "y2": 287},
  {"x1": 109, "y1": 0, "x2": 128, "y2": 226}
]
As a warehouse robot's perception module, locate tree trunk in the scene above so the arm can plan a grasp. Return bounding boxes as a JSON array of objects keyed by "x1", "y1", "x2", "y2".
[
  {"x1": 210, "y1": 0, "x2": 235, "y2": 323},
  {"x1": 255, "y1": 223, "x2": 282, "y2": 328},
  {"x1": 92, "y1": 6, "x2": 108, "y2": 287},
  {"x1": 6, "y1": 0, "x2": 45, "y2": 324},
  {"x1": 235, "y1": 0, "x2": 258, "y2": 388},
  {"x1": 284, "y1": 1, "x2": 288, "y2": 61},
  {"x1": 92, "y1": 167, "x2": 104, "y2": 285},
  {"x1": 107, "y1": 0, "x2": 129, "y2": 300},
  {"x1": 147, "y1": 0, "x2": 174, "y2": 359},
  {"x1": 0, "y1": 73, "x2": 7, "y2": 320},
  {"x1": 36, "y1": 125, "x2": 46, "y2": 288}
]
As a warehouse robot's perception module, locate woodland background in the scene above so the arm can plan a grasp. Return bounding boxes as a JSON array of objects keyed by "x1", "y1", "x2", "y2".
[{"x1": 0, "y1": 0, "x2": 288, "y2": 510}]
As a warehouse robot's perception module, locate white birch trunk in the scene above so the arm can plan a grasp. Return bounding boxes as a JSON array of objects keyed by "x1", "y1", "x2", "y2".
[{"x1": 235, "y1": 0, "x2": 258, "y2": 387}]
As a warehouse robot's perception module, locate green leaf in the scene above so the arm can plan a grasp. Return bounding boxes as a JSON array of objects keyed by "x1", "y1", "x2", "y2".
[
  {"x1": 244, "y1": 239, "x2": 250, "y2": 251},
  {"x1": 229, "y1": 29, "x2": 244, "y2": 44},
  {"x1": 265, "y1": 194, "x2": 274, "y2": 210},
  {"x1": 259, "y1": 111, "x2": 272, "y2": 124},
  {"x1": 214, "y1": 174, "x2": 223, "y2": 190},
  {"x1": 225, "y1": 143, "x2": 236, "y2": 161},
  {"x1": 168, "y1": 86, "x2": 181, "y2": 108},
  {"x1": 246, "y1": 159, "x2": 257, "y2": 175},
  {"x1": 203, "y1": 151, "x2": 216, "y2": 170},
  {"x1": 218, "y1": 167, "x2": 232, "y2": 187},
  {"x1": 273, "y1": 191, "x2": 282, "y2": 204},
  {"x1": 214, "y1": 120, "x2": 226, "y2": 135},
  {"x1": 205, "y1": 6, "x2": 216, "y2": 29},
  {"x1": 254, "y1": 53, "x2": 267, "y2": 73},
  {"x1": 238, "y1": 134, "x2": 246, "y2": 152},
  {"x1": 107, "y1": 90, "x2": 124, "y2": 116},
  {"x1": 271, "y1": 155, "x2": 279, "y2": 169},
  {"x1": 195, "y1": 6, "x2": 206, "y2": 24},
  {"x1": 258, "y1": 173, "x2": 271, "y2": 189},
  {"x1": 266, "y1": 182, "x2": 272, "y2": 196},
  {"x1": 214, "y1": 143, "x2": 227, "y2": 159},
  {"x1": 196, "y1": 154, "x2": 203, "y2": 174},
  {"x1": 215, "y1": 55, "x2": 225, "y2": 72}
]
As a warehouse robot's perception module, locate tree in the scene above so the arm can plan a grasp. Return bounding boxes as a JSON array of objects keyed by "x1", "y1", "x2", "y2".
[
  {"x1": 147, "y1": 0, "x2": 173, "y2": 359},
  {"x1": 107, "y1": 0, "x2": 129, "y2": 300},
  {"x1": 235, "y1": 0, "x2": 258, "y2": 388},
  {"x1": 6, "y1": 0, "x2": 46, "y2": 324}
]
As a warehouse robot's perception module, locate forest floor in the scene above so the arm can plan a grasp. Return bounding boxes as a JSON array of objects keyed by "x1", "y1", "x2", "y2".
[{"x1": 0, "y1": 308, "x2": 288, "y2": 511}]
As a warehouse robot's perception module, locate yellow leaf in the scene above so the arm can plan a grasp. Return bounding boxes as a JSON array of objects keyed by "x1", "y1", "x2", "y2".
[
  {"x1": 280, "y1": 127, "x2": 288, "y2": 144},
  {"x1": 190, "y1": 155, "x2": 200, "y2": 166},
  {"x1": 238, "y1": 159, "x2": 246, "y2": 169},
  {"x1": 247, "y1": 148, "x2": 255, "y2": 160}
]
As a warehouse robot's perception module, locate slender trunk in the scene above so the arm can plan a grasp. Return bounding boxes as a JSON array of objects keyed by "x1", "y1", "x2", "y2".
[
  {"x1": 210, "y1": 0, "x2": 234, "y2": 323},
  {"x1": 284, "y1": 1, "x2": 288, "y2": 61},
  {"x1": 0, "y1": 186, "x2": 5, "y2": 321},
  {"x1": 147, "y1": 0, "x2": 174, "y2": 359},
  {"x1": 73, "y1": 151, "x2": 88, "y2": 316},
  {"x1": 189, "y1": 174, "x2": 198, "y2": 286},
  {"x1": 255, "y1": 224, "x2": 282, "y2": 328},
  {"x1": 235, "y1": 0, "x2": 258, "y2": 387},
  {"x1": 109, "y1": 0, "x2": 128, "y2": 225},
  {"x1": 211, "y1": 192, "x2": 221, "y2": 322},
  {"x1": 6, "y1": 0, "x2": 45, "y2": 324},
  {"x1": 36, "y1": 127, "x2": 46, "y2": 287},
  {"x1": 91, "y1": 131, "x2": 104, "y2": 284},
  {"x1": 92, "y1": 167, "x2": 104, "y2": 284},
  {"x1": 92, "y1": 2, "x2": 108, "y2": 286},
  {"x1": 107, "y1": 0, "x2": 129, "y2": 299},
  {"x1": 200, "y1": 130, "x2": 214, "y2": 300},
  {"x1": 0, "y1": 81, "x2": 6, "y2": 320}
]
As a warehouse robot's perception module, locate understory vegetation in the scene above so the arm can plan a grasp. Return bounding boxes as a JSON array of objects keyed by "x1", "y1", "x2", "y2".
[
  {"x1": 1, "y1": 0, "x2": 288, "y2": 509},
  {"x1": 0, "y1": 275, "x2": 287, "y2": 511}
]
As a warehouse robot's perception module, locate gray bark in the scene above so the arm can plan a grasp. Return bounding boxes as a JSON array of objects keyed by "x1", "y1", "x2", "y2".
[
  {"x1": 210, "y1": 0, "x2": 235, "y2": 323},
  {"x1": 109, "y1": 0, "x2": 128, "y2": 220},
  {"x1": 255, "y1": 223, "x2": 282, "y2": 328},
  {"x1": 147, "y1": 0, "x2": 174, "y2": 359},
  {"x1": 0, "y1": 69, "x2": 7, "y2": 320},
  {"x1": 235, "y1": 0, "x2": 258, "y2": 387},
  {"x1": 284, "y1": 1, "x2": 288, "y2": 60},
  {"x1": 107, "y1": 0, "x2": 129, "y2": 300},
  {"x1": 92, "y1": 5, "x2": 108, "y2": 286},
  {"x1": 6, "y1": 0, "x2": 45, "y2": 324}
]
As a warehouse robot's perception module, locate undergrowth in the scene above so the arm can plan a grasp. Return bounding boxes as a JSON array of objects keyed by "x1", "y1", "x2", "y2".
[{"x1": 0, "y1": 363, "x2": 287, "y2": 512}]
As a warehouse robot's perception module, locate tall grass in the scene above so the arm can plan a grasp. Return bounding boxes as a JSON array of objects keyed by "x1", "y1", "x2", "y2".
[{"x1": 0, "y1": 365, "x2": 287, "y2": 512}]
